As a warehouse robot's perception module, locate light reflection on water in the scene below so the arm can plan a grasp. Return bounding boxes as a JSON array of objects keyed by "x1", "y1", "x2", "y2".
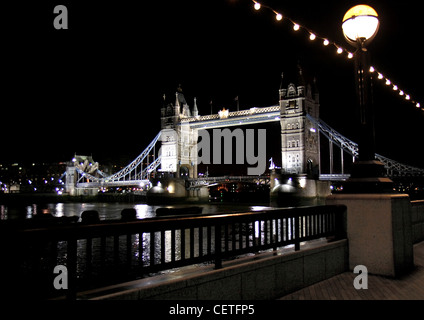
[{"x1": 0, "y1": 202, "x2": 274, "y2": 221}]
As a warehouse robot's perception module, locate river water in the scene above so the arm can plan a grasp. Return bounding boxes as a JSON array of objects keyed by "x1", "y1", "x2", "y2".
[{"x1": 0, "y1": 202, "x2": 274, "y2": 221}]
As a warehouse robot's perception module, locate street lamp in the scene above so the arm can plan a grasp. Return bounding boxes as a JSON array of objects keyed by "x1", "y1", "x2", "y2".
[
  {"x1": 341, "y1": 5, "x2": 393, "y2": 193},
  {"x1": 342, "y1": 5, "x2": 379, "y2": 46}
]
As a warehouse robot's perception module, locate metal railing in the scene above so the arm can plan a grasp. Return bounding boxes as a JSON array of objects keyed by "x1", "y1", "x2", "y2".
[
  {"x1": 0, "y1": 205, "x2": 346, "y2": 300},
  {"x1": 319, "y1": 174, "x2": 351, "y2": 181}
]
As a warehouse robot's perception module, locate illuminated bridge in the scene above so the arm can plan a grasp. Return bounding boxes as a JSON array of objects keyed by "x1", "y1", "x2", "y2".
[{"x1": 65, "y1": 80, "x2": 424, "y2": 195}]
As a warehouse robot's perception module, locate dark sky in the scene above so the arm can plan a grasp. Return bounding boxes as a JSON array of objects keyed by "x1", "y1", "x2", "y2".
[{"x1": 2, "y1": 0, "x2": 424, "y2": 168}]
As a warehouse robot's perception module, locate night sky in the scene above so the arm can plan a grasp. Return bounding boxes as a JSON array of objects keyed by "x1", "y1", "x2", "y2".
[{"x1": 2, "y1": 0, "x2": 424, "y2": 169}]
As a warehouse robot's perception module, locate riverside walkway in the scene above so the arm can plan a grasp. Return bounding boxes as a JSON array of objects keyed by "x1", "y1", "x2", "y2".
[{"x1": 279, "y1": 241, "x2": 424, "y2": 300}]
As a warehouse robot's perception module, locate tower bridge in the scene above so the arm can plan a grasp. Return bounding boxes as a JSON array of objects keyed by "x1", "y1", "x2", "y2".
[
  {"x1": 159, "y1": 73, "x2": 321, "y2": 181},
  {"x1": 64, "y1": 73, "x2": 424, "y2": 199}
]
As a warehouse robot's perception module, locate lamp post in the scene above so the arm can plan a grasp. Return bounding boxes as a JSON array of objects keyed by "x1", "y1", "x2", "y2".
[{"x1": 342, "y1": 5, "x2": 393, "y2": 193}]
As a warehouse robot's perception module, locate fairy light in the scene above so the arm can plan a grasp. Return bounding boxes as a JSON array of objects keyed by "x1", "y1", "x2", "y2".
[
  {"x1": 248, "y1": 0, "x2": 422, "y2": 112},
  {"x1": 370, "y1": 65, "x2": 423, "y2": 108},
  {"x1": 275, "y1": 12, "x2": 283, "y2": 21}
]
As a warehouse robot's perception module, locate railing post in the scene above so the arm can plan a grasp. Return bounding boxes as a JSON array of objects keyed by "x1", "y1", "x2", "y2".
[
  {"x1": 272, "y1": 219, "x2": 278, "y2": 254},
  {"x1": 294, "y1": 215, "x2": 300, "y2": 251},
  {"x1": 214, "y1": 224, "x2": 222, "y2": 269}
]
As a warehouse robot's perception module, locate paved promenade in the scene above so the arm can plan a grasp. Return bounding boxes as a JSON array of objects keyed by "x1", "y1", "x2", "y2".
[{"x1": 279, "y1": 241, "x2": 424, "y2": 300}]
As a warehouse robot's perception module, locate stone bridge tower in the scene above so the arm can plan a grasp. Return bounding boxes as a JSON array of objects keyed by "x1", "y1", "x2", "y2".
[
  {"x1": 160, "y1": 86, "x2": 198, "y2": 179},
  {"x1": 279, "y1": 69, "x2": 320, "y2": 177}
]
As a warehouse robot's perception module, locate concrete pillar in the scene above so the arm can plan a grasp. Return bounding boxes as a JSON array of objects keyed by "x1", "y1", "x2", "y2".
[{"x1": 326, "y1": 193, "x2": 414, "y2": 277}]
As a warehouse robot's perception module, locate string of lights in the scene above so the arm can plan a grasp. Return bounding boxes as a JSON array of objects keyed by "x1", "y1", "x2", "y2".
[{"x1": 250, "y1": 0, "x2": 422, "y2": 111}]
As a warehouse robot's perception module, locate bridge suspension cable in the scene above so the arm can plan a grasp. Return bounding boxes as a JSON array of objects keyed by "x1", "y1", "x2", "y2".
[
  {"x1": 72, "y1": 131, "x2": 162, "y2": 188},
  {"x1": 307, "y1": 114, "x2": 424, "y2": 177},
  {"x1": 104, "y1": 131, "x2": 162, "y2": 183}
]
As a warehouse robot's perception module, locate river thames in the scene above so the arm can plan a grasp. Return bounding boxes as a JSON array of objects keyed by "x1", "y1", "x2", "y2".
[{"x1": 0, "y1": 201, "x2": 274, "y2": 221}]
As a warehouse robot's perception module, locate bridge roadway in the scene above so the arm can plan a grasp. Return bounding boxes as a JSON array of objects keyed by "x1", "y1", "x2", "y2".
[
  {"x1": 77, "y1": 174, "x2": 349, "y2": 189},
  {"x1": 75, "y1": 175, "x2": 349, "y2": 191},
  {"x1": 76, "y1": 180, "x2": 150, "y2": 188},
  {"x1": 187, "y1": 174, "x2": 349, "y2": 189},
  {"x1": 187, "y1": 175, "x2": 271, "y2": 188}
]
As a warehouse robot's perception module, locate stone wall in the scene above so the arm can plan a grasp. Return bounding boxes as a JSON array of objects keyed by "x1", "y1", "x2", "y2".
[
  {"x1": 412, "y1": 200, "x2": 424, "y2": 243},
  {"x1": 88, "y1": 240, "x2": 348, "y2": 300}
]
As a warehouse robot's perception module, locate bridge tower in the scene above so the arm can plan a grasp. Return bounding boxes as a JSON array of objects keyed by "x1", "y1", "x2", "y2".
[
  {"x1": 65, "y1": 165, "x2": 76, "y2": 195},
  {"x1": 160, "y1": 86, "x2": 198, "y2": 179},
  {"x1": 279, "y1": 69, "x2": 320, "y2": 177}
]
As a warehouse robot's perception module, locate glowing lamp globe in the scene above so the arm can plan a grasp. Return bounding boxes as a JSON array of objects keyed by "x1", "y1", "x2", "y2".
[{"x1": 342, "y1": 5, "x2": 379, "y2": 46}]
